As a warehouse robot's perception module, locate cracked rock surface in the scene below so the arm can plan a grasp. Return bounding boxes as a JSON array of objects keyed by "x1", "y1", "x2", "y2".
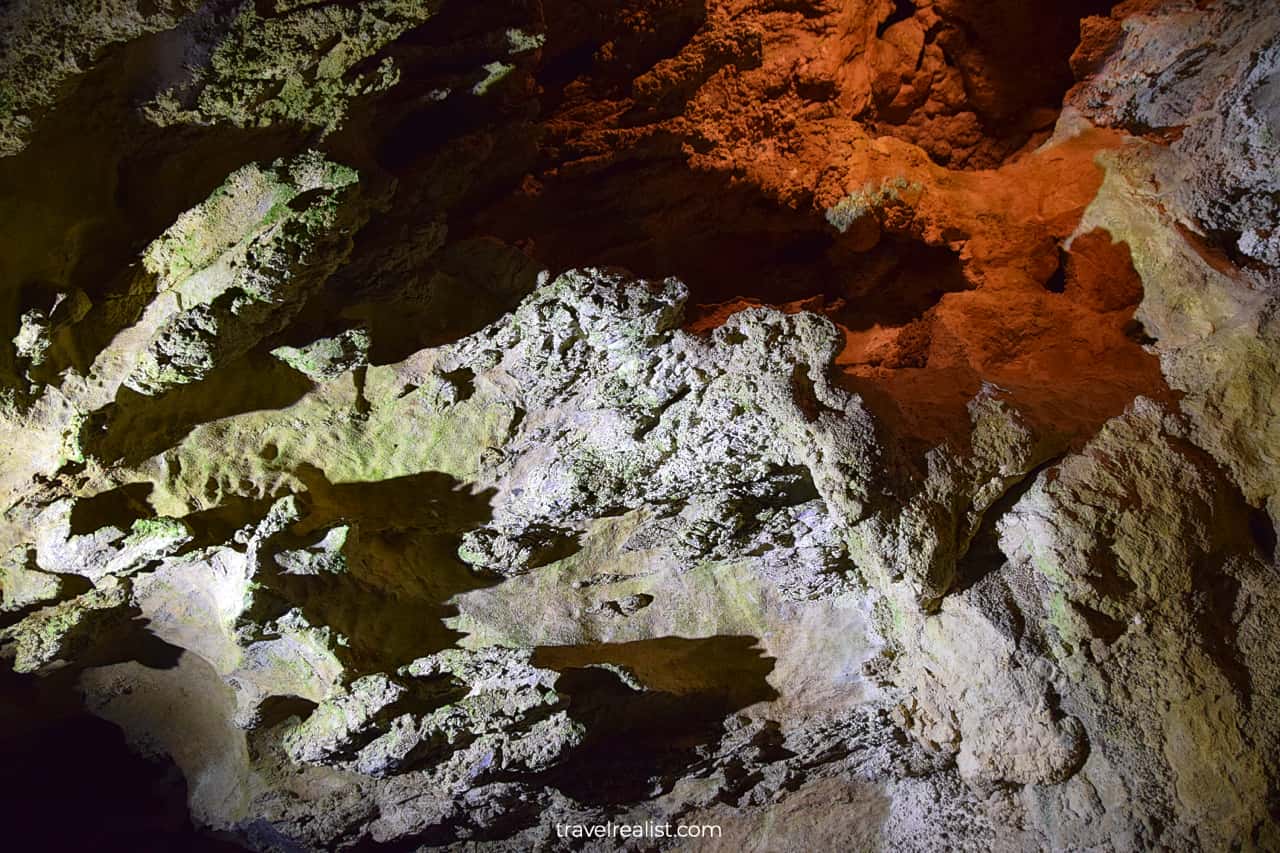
[{"x1": 1, "y1": 0, "x2": 1278, "y2": 850}]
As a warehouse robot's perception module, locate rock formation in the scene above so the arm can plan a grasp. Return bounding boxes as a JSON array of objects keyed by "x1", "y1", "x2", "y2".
[{"x1": 0, "y1": 0, "x2": 1277, "y2": 849}]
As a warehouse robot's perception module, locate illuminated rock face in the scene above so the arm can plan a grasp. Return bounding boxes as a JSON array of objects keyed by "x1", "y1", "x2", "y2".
[{"x1": 0, "y1": 1, "x2": 1277, "y2": 849}]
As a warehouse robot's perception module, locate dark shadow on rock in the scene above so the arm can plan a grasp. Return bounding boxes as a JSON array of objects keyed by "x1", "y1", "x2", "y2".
[
  {"x1": 258, "y1": 465, "x2": 501, "y2": 671},
  {"x1": 161, "y1": 465, "x2": 500, "y2": 672},
  {"x1": 84, "y1": 350, "x2": 316, "y2": 466},
  {"x1": 254, "y1": 695, "x2": 320, "y2": 731},
  {"x1": 291, "y1": 464, "x2": 496, "y2": 535},
  {"x1": 176, "y1": 494, "x2": 285, "y2": 552},
  {"x1": 315, "y1": 214, "x2": 544, "y2": 366},
  {"x1": 1247, "y1": 506, "x2": 1277, "y2": 565},
  {"x1": 468, "y1": 156, "x2": 971, "y2": 338},
  {"x1": 531, "y1": 635, "x2": 777, "y2": 805},
  {"x1": 267, "y1": 531, "x2": 494, "y2": 673},
  {"x1": 1192, "y1": 553, "x2": 1253, "y2": 711},
  {"x1": 102, "y1": 620, "x2": 187, "y2": 671}
]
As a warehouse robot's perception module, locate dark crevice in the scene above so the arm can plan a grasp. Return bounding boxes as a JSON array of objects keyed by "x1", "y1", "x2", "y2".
[
  {"x1": 353, "y1": 365, "x2": 372, "y2": 416},
  {"x1": 952, "y1": 454, "x2": 1066, "y2": 596},
  {"x1": 439, "y1": 367, "x2": 476, "y2": 401},
  {"x1": 68, "y1": 482, "x2": 155, "y2": 536},
  {"x1": 1082, "y1": 560, "x2": 1138, "y2": 600},
  {"x1": 0, "y1": 669, "x2": 241, "y2": 852},
  {"x1": 1203, "y1": 226, "x2": 1257, "y2": 270},
  {"x1": 633, "y1": 385, "x2": 690, "y2": 440},
  {"x1": 1044, "y1": 252, "x2": 1068, "y2": 293},
  {"x1": 1190, "y1": 556, "x2": 1252, "y2": 708},
  {"x1": 1248, "y1": 506, "x2": 1277, "y2": 565},
  {"x1": 531, "y1": 635, "x2": 777, "y2": 805},
  {"x1": 878, "y1": 0, "x2": 917, "y2": 37},
  {"x1": 254, "y1": 695, "x2": 320, "y2": 731},
  {"x1": 374, "y1": 91, "x2": 495, "y2": 174},
  {"x1": 1071, "y1": 601, "x2": 1126, "y2": 644},
  {"x1": 1123, "y1": 318, "x2": 1157, "y2": 346},
  {"x1": 537, "y1": 42, "x2": 601, "y2": 103},
  {"x1": 319, "y1": 225, "x2": 543, "y2": 366},
  {"x1": 791, "y1": 365, "x2": 822, "y2": 423}
]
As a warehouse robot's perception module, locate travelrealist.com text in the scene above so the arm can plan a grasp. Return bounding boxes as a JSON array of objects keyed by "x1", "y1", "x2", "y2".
[{"x1": 554, "y1": 821, "x2": 723, "y2": 840}]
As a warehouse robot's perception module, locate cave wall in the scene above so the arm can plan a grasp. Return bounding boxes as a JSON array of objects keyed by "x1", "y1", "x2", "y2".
[{"x1": 0, "y1": 0, "x2": 1278, "y2": 850}]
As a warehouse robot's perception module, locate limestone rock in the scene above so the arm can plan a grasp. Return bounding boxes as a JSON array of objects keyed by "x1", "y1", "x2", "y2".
[
  {"x1": 1070, "y1": 0, "x2": 1280, "y2": 268},
  {"x1": 285, "y1": 673, "x2": 408, "y2": 765},
  {"x1": 0, "y1": 0, "x2": 200, "y2": 156},
  {"x1": 0, "y1": 546, "x2": 65, "y2": 612},
  {"x1": 124, "y1": 152, "x2": 368, "y2": 395},
  {"x1": 996, "y1": 399, "x2": 1278, "y2": 849},
  {"x1": 0, "y1": 576, "x2": 134, "y2": 673},
  {"x1": 0, "y1": 1, "x2": 1278, "y2": 850},
  {"x1": 145, "y1": 0, "x2": 440, "y2": 135},
  {"x1": 271, "y1": 328, "x2": 370, "y2": 383}
]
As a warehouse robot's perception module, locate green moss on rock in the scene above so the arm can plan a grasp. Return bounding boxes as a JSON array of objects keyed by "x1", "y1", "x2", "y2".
[
  {"x1": 125, "y1": 151, "x2": 366, "y2": 395},
  {"x1": 146, "y1": 0, "x2": 440, "y2": 134}
]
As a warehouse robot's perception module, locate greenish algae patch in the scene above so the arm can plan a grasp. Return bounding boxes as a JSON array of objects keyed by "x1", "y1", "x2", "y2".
[
  {"x1": 146, "y1": 0, "x2": 440, "y2": 134},
  {"x1": 143, "y1": 153, "x2": 356, "y2": 289},
  {"x1": 147, "y1": 364, "x2": 514, "y2": 516},
  {"x1": 124, "y1": 517, "x2": 189, "y2": 546}
]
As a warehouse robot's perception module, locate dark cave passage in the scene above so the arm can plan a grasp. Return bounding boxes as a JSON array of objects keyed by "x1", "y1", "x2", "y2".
[{"x1": 0, "y1": 679, "x2": 240, "y2": 853}]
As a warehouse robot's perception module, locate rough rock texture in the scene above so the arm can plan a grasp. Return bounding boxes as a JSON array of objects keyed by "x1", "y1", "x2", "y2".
[
  {"x1": 0, "y1": 0, "x2": 201, "y2": 156},
  {"x1": 1, "y1": 0, "x2": 1278, "y2": 850}
]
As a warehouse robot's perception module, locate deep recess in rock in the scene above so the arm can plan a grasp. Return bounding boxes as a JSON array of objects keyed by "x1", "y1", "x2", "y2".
[
  {"x1": 0, "y1": 667, "x2": 243, "y2": 852},
  {"x1": 1, "y1": 1, "x2": 1279, "y2": 851}
]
